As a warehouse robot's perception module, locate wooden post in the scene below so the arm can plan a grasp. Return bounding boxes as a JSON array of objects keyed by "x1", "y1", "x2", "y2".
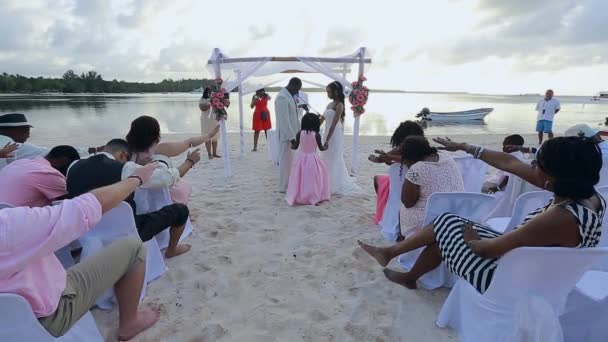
[
  {"x1": 237, "y1": 70, "x2": 245, "y2": 157},
  {"x1": 350, "y1": 47, "x2": 365, "y2": 176},
  {"x1": 212, "y1": 48, "x2": 231, "y2": 179}
]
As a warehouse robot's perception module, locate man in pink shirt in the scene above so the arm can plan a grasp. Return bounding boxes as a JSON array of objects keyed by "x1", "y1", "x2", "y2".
[
  {"x1": 0, "y1": 145, "x2": 80, "y2": 207},
  {"x1": 0, "y1": 162, "x2": 161, "y2": 340}
]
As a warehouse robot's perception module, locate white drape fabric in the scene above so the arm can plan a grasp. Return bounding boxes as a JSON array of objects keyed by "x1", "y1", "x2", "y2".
[{"x1": 206, "y1": 48, "x2": 371, "y2": 179}]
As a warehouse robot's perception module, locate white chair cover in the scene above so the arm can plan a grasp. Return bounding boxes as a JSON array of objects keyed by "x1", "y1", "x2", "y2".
[
  {"x1": 452, "y1": 156, "x2": 488, "y2": 193},
  {"x1": 436, "y1": 247, "x2": 608, "y2": 342},
  {"x1": 561, "y1": 270, "x2": 608, "y2": 342},
  {"x1": 485, "y1": 174, "x2": 543, "y2": 220},
  {"x1": 507, "y1": 297, "x2": 564, "y2": 342},
  {"x1": 486, "y1": 191, "x2": 554, "y2": 234},
  {"x1": 379, "y1": 163, "x2": 406, "y2": 241},
  {"x1": 0, "y1": 293, "x2": 103, "y2": 342},
  {"x1": 398, "y1": 192, "x2": 496, "y2": 289},
  {"x1": 266, "y1": 129, "x2": 279, "y2": 166},
  {"x1": 79, "y1": 202, "x2": 167, "y2": 309},
  {"x1": 596, "y1": 186, "x2": 608, "y2": 248},
  {"x1": 134, "y1": 188, "x2": 193, "y2": 249}
]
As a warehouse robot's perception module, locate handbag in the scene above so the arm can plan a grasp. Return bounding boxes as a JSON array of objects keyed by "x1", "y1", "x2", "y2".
[{"x1": 260, "y1": 110, "x2": 269, "y2": 121}]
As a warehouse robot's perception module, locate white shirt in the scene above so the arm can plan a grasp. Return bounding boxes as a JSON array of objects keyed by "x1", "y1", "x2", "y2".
[
  {"x1": 536, "y1": 98, "x2": 561, "y2": 122},
  {"x1": 487, "y1": 151, "x2": 527, "y2": 185},
  {"x1": 0, "y1": 135, "x2": 90, "y2": 170},
  {"x1": 296, "y1": 91, "x2": 309, "y2": 121},
  {"x1": 598, "y1": 141, "x2": 608, "y2": 158},
  {"x1": 66, "y1": 152, "x2": 181, "y2": 189}
]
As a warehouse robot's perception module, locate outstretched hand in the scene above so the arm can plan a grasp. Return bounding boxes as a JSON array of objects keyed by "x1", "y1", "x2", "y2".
[
  {"x1": 187, "y1": 148, "x2": 201, "y2": 165},
  {"x1": 433, "y1": 137, "x2": 465, "y2": 152},
  {"x1": 0, "y1": 142, "x2": 18, "y2": 158}
]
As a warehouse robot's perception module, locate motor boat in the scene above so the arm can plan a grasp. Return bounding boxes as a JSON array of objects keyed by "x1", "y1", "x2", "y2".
[{"x1": 416, "y1": 107, "x2": 493, "y2": 122}]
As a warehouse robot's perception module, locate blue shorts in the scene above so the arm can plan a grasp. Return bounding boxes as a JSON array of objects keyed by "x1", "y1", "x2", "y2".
[{"x1": 536, "y1": 120, "x2": 553, "y2": 133}]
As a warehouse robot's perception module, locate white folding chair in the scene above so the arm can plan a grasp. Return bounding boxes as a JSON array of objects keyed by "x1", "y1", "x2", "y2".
[
  {"x1": 379, "y1": 163, "x2": 406, "y2": 241},
  {"x1": 436, "y1": 247, "x2": 608, "y2": 342},
  {"x1": 79, "y1": 201, "x2": 167, "y2": 309},
  {"x1": 485, "y1": 191, "x2": 554, "y2": 234},
  {"x1": 398, "y1": 192, "x2": 496, "y2": 289},
  {"x1": 453, "y1": 155, "x2": 488, "y2": 193},
  {"x1": 134, "y1": 187, "x2": 193, "y2": 249},
  {"x1": 0, "y1": 294, "x2": 103, "y2": 342}
]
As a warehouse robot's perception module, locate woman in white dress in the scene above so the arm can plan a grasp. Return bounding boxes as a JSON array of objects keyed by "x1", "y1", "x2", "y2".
[
  {"x1": 199, "y1": 88, "x2": 221, "y2": 159},
  {"x1": 320, "y1": 81, "x2": 353, "y2": 194}
]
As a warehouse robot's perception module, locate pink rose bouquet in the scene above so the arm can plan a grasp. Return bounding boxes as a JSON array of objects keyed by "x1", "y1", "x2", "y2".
[
  {"x1": 209, "y1": 78, "x2": 230, "y2": 120},
  {"x1": 348, "y1": 75, "x2": 369, "y2": 117}
]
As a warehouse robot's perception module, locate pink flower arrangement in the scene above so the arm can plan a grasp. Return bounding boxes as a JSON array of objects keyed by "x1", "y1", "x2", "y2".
[
  {"x1": 209, "y1": 78, "x2": 229, "y2": 120},
  {"x1": 348, "y1": 75, "x2": 369, "y2": 117}
]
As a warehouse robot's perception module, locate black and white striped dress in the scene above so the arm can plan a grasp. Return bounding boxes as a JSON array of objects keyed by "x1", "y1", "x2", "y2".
[{"x1": 433, "y1": 196, "x2": 605, "y2": 293}]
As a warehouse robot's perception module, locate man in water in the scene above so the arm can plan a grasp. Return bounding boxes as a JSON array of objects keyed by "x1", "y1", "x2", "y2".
[{"x1": 535, "y1": 89, "x2": 561, "y2": 145}]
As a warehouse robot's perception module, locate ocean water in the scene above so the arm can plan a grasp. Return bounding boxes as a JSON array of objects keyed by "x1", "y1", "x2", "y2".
[{"x1": 0, "y1": 92, "x2": 607, "y2": 140}]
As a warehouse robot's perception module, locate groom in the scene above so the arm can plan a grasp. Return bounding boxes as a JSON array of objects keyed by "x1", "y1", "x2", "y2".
[{"x1": 275, "y1": 77, "x2": 302, "y2": 193}]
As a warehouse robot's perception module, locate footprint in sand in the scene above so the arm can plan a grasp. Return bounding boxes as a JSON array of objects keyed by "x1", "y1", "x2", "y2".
[
  {"x1": 309, "y1": 309, "x2": 330, "y2": 323},
  {"x1": 217, "y1": 255, "x2": 232, "y2": 265}
]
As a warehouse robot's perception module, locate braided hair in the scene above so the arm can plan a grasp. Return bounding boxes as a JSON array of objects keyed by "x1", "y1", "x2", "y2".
[
  {"x1": 327, "y1": 81, "x2": 346, "y2": 122},
  {"x1": 537, "y1": 136, "x2": 602, "y2": 200},
  {"x1": 390, "y1": 121, "x2": 424, "y2": 148}
]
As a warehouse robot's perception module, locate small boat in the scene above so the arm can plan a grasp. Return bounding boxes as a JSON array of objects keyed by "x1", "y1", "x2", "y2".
[{"x1": 417, "y1": 108, "x2": 493, "y2": 122}]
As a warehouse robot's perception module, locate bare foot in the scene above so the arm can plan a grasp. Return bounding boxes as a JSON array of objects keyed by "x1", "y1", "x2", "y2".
[
  {"x1": 118, "y1": 307, "x2": 160, "y2": 341},
  {"x1": 252, "y1": 148, "x2": 257, "y2": 152},
  {"x1": 165, "y1": 244, "x2": 192, "y2": 258},
  {"x1": 213, "y1": 154, "x2": 222, "y2": 158},
  {"x1": 208, "y1": 154, "x2": 213, "y2": 160},
  {"x1": 383, "y1": 268, "x2": 418, "y2": 289},
  {"x1": 357, "y1": 240, "x2": 391, "y2": 267}
]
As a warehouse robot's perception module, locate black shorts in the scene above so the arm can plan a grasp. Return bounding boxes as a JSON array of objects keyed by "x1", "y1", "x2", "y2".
[{"x1": 134, "y1": 203, "x2": 189, "y2": 242}]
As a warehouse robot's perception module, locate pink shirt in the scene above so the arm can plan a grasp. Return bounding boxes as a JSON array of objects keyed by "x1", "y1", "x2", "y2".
[
  {"x1": 0, "y1": 157, "x2": 67, "y2": 207},
  {"x1": 0, "y1": 194, "x2": 102, "y2": 317}
]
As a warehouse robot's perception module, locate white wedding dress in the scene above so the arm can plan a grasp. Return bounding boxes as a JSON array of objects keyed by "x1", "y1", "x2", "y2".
[{"x1": 322, "y1": 109, "x2": 362, "y2": 195}]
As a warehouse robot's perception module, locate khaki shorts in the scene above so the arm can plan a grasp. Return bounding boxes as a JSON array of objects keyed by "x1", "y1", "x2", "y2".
[{"x1": 39, "y1": 238, "x2": 146, "y2": 337}]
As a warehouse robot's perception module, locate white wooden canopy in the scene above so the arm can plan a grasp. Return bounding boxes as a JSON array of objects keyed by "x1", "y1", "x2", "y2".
[{"x1": 206, "y1": 47, "x2": 371, "y2": 179}]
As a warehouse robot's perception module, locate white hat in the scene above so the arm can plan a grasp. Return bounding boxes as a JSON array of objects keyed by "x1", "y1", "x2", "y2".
[{"x1": 564, "y1": 124, "x2": 599, "y2": 138}]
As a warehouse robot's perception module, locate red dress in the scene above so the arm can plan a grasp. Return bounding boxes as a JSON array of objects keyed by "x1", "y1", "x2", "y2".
[{"x1": 252, "y1": 97, "x2": 272, "y2": 131}]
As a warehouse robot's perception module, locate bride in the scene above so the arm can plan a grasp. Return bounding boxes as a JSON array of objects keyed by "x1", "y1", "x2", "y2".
[{"x1": 320, "y1": 81, "x2": 359, "y2": 194}]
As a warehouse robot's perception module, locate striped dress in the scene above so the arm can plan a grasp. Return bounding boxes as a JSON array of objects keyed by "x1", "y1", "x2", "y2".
[{"x1": 433, "y1": 196, "x2": 605, "y2": 293}]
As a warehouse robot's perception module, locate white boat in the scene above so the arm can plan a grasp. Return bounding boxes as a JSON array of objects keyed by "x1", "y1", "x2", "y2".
[{"x1": 427, "y1": 108, "x2": 493, "y2": 122}]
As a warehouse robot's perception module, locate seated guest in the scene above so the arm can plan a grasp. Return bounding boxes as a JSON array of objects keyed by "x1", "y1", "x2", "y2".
[
  {"x1": 368, "y1": 121, "x2": 425, "y2": 241},
  {"x1": 564, "y1": 124, "x2": 608, "y2": 157},
  {"x1": 0, "y1": 163, "x2": 161, "y2": 340},
  {"x1": 398, "y1": 136, "x2": 464, "y2": 239},
  {"x1": 126, "y1": 115, "x2": 219, "y2": 204},
  {"x1": 482, "y1": 134, "x2": 526, "y2": 194},
  {"x1": 67, "y1": 139, "x2": 200, "y2": 258},
  {"x1": 0, "y1": 145, "x2": 80, "y2": 207},
  {"x1": 359, "y1": 136, "x2": 604, "y2": 291},
  {"x1": 0, "y1": 113, "x2": 100, "y2": 169}
]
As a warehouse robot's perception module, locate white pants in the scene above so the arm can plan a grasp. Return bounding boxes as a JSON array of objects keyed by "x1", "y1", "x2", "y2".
[{"x1": 279, "y1": 141, "x2": 294, "y2": 193}]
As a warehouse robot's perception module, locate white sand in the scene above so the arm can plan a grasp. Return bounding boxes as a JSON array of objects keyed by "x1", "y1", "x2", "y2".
[{"x1": 32, "y1": 132, "x2": 535, "y2": 342}]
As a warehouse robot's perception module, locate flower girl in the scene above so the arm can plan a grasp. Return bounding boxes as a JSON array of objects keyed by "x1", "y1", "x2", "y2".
[{"x1": 286, "y1": 113, "x2": 330, "y2": 206}]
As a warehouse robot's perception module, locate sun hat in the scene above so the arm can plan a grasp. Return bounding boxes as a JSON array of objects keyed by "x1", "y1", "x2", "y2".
[{"x1": 0, "y1": 113, "x2": 33, "y2": 127}]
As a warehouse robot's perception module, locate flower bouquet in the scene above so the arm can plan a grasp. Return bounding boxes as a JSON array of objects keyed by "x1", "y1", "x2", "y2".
[
  {"x1": 210, "y1": 77, "x2": 230, "y2": 121},
  {"x1": 349, "y1": 76, "x2": 369, "y2": 117}
]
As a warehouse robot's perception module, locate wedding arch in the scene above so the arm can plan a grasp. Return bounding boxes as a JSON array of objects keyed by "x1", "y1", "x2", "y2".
[{"x1": 206, "y1": 47, "x2": 372, "y2": 179}]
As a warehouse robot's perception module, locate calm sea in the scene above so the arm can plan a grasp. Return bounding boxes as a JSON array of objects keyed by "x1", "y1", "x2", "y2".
[{"x1": 0, "y1": 93, "x2": 607, "y2": 140}]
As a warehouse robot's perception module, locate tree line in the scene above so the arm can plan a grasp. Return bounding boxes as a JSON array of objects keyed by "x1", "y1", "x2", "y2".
[{"x1": 0, "y1": 70, "x2": 214, "y2": 94}]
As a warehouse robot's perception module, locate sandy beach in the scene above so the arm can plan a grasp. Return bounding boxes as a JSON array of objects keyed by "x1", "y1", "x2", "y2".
[{"x1": 31, "y1": 132, "x2": 535, "y2": 342}]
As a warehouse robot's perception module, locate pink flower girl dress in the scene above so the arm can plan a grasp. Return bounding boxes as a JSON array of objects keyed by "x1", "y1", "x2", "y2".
[{"x1": 286, "y1": 131, "x2": 330, "y2": 206}]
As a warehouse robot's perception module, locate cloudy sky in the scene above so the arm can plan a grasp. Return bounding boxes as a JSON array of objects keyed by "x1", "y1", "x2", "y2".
[{"x1": 1, "y1": 0, "x2": 607, "y2": 95}]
